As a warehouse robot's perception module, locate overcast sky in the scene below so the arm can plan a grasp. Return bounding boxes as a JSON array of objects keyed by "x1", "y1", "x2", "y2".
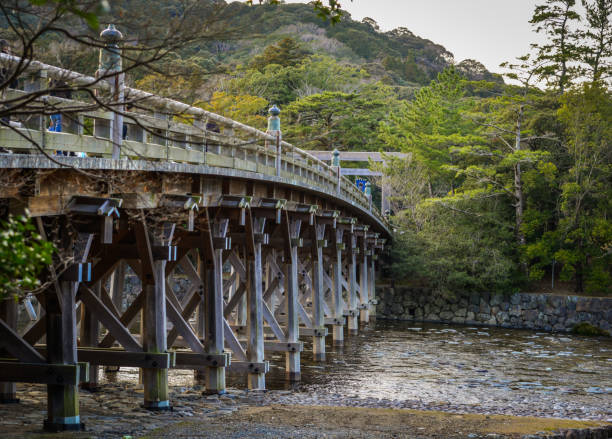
[{"x1": 255, "y1": 0, "x2": 586, "y2": 75}]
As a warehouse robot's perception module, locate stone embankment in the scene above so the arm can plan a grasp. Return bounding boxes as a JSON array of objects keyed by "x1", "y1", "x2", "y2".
[{"x1": 376, "y1": 287, "x2": 612, "y2": 333}]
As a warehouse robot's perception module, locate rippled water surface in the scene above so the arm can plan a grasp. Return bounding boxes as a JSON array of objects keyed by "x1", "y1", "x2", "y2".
[{"x1": 103, "y1": 321, "x2": 612, "y2": 419}]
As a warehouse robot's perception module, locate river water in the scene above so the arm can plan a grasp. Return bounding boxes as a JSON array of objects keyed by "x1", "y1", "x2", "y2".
[{"x1": 103, "y1": 321, "x2": 612, "y2": 420}]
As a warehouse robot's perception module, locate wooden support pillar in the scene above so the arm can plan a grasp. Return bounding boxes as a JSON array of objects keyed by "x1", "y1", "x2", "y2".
[
  {"x1": 332, "y1": 231, "x2": 344, "y2": 346},
  {"x1": 370, "y1": 255, "x2": 376, "y2": 320},
  {"x1": 246, "y1": 216, "x2": 265, "y2": 389},
  {"x1": 311, "y1": 222, "x2": 326, "y2": 361},
  {"x1": 0, "y1": 298, "x2": 18, "y2": 403},
  {"x1": 80, "y1": 282, "x2": 100, "y2": 390},
  {"x1": 110, "y1": 261, "x2": 126, "y2": 312},
  {"x1": 359, "y1": 251, "x2": 369, "y2": 324},
  {"x1": 348, "y1": 235, "x2": 358, "y2": 335},
  {"x1": 203, "y1": 220, "x2": 227, "y2": 394},
  {"x1": 44, "y1": 281, "x2": 82, "y2": 431},
  {"x1": 284, "y1": 216, "x2": 301, "y2": 380},
  {"x1": 142, "y1": 260, "x2": 169, "y2": 409},
  {"x1": 194, "y1": 256, "x2": 206, "y2": 383},
  {"x1": 136, "y1": 223, "x2": 170, "y2": 410}
]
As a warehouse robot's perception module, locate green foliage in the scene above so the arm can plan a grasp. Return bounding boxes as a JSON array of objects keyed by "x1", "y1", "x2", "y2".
[
  {"x1": 529, "y1": 0, "x2": 582, "y2": 92},
  {"x1": 284, "y1": 82, "x2": 395, "y2": 151},
  {"x1": 199, "y1": 91, "x2": 268, "y2": 130},
  {"x1": 251, "y1": 38, "x2": 310, "y2": 71},
  {"x1": 226, "y1": 55, "x2": 367, "y2": 105},
  {"x1": 0, "y1": 214, "x2": 54, "y2": 301},
  {"x1": 571, "y1": 322, "x2": 610, "y2": 336},
  {"x1": 380, "y1": 67, "x2": 479, "y2": 193},
  {"x1": 28, "y1": 0, "x2": 110, "y2": 30},
  {"x1": 386, "y1": 199, "x2": 520, "y2": 295}
]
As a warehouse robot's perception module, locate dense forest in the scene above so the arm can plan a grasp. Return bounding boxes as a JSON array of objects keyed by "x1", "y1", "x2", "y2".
[{"x1": 1, "y1": 0, "x2": 610, "y2": 298}]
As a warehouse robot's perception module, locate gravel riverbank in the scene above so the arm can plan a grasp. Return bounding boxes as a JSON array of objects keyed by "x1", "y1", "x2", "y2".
[{"x1": 0, "y1": 383, "x2": 609, "y2": 439}]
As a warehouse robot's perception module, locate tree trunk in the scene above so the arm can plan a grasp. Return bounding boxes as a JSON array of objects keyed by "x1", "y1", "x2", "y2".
[{"x1": 514, "y1": 105, "x2": 526, "y2": 247}]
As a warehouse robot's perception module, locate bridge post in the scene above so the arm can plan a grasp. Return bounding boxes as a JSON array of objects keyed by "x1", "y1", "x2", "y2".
[
  {"x1": 311, "y1": 220, "x2": 326, "y2": 361},
  {"x1": 266, "y1": 105, "x2": 282, "y2": 177},
  {"x1": 44, "y1": 281, "x2": 82, "y2": 431},
  {"x1": 246, "y1": 215, "x2": 266, "y2": 389},
  {"x1": 365, "y1": 182, "x2": 372, "y2": 211},
  {"x1": 80, "y1": 281, "x2": 100, "y2": 390},
  {"x1": 136, "y1": 223, "x2": 170, "y2": 410},
  {"x1": 0, "y1": 298, "x2": 18, "y2": 403},
  {"x1": 284, "y1": 216, "x2": 301, "y2": 380},
  {"x1": 332, "y1": 229, "x2": 344, "y2": 346},
  {"x1": 97, "y1": 24, "x2": 124, "y2": 159},
  {"x1": 195, "y1": 255, "x2": 206, "y2": 383},
  {"x1": 370, "y1": 253, "x2": 377, "y2": 320},
  {"x1": 23, "y1": 69, "x2": 47, "y2": 131},
  {"x1": 332, "y1": 149, "x2": 341, "y2": 194},
  {"x1": 203, "y1": 220, "x2": 228, "y2": 394},
  {"x1": 359, "y1": 234, "x2": 369, "y2": 324},
  {"x1": 348, "y1": 234, "x2": 359, "y2": 335}
]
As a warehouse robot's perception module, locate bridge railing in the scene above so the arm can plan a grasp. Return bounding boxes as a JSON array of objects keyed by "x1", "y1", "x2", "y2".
[{"x1": 0, "y1": 53, "x2": 387, "y2": 226}]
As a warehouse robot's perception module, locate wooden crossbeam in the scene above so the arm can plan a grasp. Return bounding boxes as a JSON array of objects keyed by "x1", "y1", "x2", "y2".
[
  {"x1": 228, "y1": 361, "x2": 269, "y2": 374},
  {"x1": 80, "y1": 286, "x2": 142, "y2": 352},
  {"x1": 167, "y1": 285, "x2": 200, "y2": 348},
  {"x1": 223, "y1": 319, "x2": 247, "y2": 361},
  {"x1": 0, "y1": 318, "x2": 46, "y2": 363},
  {"x1": 173, "y1": 352, "x2": 229, "y2": 369},
  {"x1": 262, "y1": 302, "x2": 286, "y2": 342},
  {"x1": 35, "y1": 348, "x2": 171, "y2": 369},
  {"x1": 0, "y1": 361, "x2": 88, "y2": 385},
  {"x1": 165, "y1": 297, "x2": 205, "y2": 354},
  {"x1": 99, "y1": 290, "x2": 144, "y2": 348}
]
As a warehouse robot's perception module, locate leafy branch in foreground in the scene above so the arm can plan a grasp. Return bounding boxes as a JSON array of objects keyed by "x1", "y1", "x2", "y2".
[{"x1": 0, "y1": 214, "x2": 55, "y2": 301}]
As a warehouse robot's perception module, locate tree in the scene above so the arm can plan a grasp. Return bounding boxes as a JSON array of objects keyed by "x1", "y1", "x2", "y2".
[
  {"x1": 379, "y1": 67, "x2": 476, "y2": 196},
  {"x1": 580, "y1": 0, "x2": 612, "y2": 82},
  {"x1": 554, "y1": 83, "x2": 612, "y2": 293},
  {"x1": 529, "y1": 0, "x2": 582, "y2": 92},
  {"x1": 250, "y1": 38, "x2": 310, "y2": 71},
  {"x1": 199, "y1": 91, "x2": 268, "y2": 129},
  {"x1": 284, "y1": 82, "x2": 394, "y2": 151},
  {"x1": 248, "y1": 0, "x2": 347, "y2": 23}
]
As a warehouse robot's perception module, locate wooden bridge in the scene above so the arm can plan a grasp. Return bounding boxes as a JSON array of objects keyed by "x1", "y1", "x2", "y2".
[{"x1": 0, "y1": 40, "x2": 389, "y2": 431}]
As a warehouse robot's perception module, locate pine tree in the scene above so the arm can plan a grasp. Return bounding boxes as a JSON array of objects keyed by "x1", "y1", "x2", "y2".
[
  {"x1": 530, "y1": 0, "x2": 581, "y2": 92},
  {"x1": 581, "y1": 0, "x2": 612, "y2": 82}
]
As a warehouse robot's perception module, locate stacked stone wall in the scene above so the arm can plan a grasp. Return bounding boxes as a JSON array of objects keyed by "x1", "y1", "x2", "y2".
[{"x1": 376, "y1": 286, "x2": 612, "y2": 333}]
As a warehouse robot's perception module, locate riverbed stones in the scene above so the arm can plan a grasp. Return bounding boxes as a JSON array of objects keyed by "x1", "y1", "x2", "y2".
[{"x1": 377, "y1": 287, "x2": 612, "y2": 334}]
